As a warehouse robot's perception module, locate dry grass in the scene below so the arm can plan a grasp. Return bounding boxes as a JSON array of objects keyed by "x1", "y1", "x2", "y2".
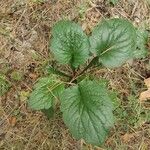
[{"x1": 0, "y1": 0, "x2": 150, "y2": 149}]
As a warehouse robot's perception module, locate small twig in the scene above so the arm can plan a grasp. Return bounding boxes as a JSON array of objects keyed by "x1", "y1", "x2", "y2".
[
  {"x1": 12, "y1": 4, "x2": 27, "y2": 33},
  {"x1": 24, "y1": 122, "x2": 39, "y2": 150},
  {"x1": 71, "y1": 63, "x2": 76, "y2": 76},
  {"x1": 131, "y1": 1, "x2": 139, "y2": 17},
  {"x1": 0, "y1": 101, "x2": 26, "y2": 126}
]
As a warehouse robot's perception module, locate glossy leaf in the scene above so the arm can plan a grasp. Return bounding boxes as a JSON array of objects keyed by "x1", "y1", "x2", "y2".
[
  {"x1": 61, "y1": 80, "x2": 114, "y2": 145},
  {"x1": 50, "y1": 20, "x2": 90, "y2": 68},
  {"x1": 28, "y1": 76, "x2": 64, "y2": 110},
  {"x1": 90, "y1": 18, "x2": 136, "y2": 68}
]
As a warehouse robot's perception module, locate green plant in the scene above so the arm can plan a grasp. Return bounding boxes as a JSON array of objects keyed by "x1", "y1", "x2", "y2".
[
  {"x1": 28, "y1": 18, "x2": 148, "y2": 146},
  {"x1": 10, "y1": 71, "x2": 23, "y2": 81},
  {"x1": 108, "y1": 0, "x2": 119, "y2": 5},
  {"x1": 77, "y1": 2, "x2": 88, "y2": 19},
  {"x1": 0, "y1": 74, "x2": 11, "y2": 96}
]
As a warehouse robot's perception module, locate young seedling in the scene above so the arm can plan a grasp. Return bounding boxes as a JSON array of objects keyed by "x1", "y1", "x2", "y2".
[
  {"x1": 28, "y1": 18, "x2": 148, "y2": 146},
  {"x1": 0, "y1": 74, "x2": 11, "y2": 96}
]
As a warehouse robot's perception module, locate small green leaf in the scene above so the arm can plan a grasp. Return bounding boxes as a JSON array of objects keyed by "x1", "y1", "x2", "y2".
[
  {"x1": 133, "y1": 29, "x2": 149, "y2": 58},
  {"x1": 0, "y1": 74, "x2": 10, "y2": 96},
  {"x1": 10, "y1": 71, "x2": 23, "y2": 81},
  {"x1": 42, "y1": 107, "x2": 54, "y2": 119},
  {"x1": 50, "y1": 20, "x2": 90, "y2": 68},
  {"x1": 28, "y1": 76, "x2": 64, "y2": 110},
  {"x1": 61, "y1": 80, "x2": 114, "y2": 145},
  {"x1": 32, "y1": 0, "x2": 45, "y2": 3},
  {"x1": 109, "y1": 91, "x2": 120, "y2": 110},
  {"x1": 109, "y1": 0, "x2": 119, "y2": 5},
  {"x1": 90, "y1": 18, "x2": 136, "y2": 68}
]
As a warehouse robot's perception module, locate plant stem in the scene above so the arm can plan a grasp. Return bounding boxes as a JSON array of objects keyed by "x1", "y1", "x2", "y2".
[
  {"x1": 69, "y1": 56, "x2": 98, "y2": 83},
  {"x1": 47, "y1": 66, "x2": 71, "y2": 78},
  {"x1": 78, "y1": 56, "x2": 98, "y2": 76},
  {"x1": 71, "y1": 64, "x2": 76, "y2": 76}
]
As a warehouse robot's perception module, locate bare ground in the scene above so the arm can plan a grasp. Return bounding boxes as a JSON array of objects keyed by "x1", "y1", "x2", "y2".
[{"x1": 0, "y1": 0, "x2": 150, "y2": 149}]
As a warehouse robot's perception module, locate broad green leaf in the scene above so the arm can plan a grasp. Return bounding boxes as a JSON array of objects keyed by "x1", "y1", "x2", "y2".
[
  {"x1": 50, "y1": 20, "x2": 90, "y2": 68},
  {"x1": 133, "y1": 29, "x2": 149, "y2": 58},
  {"x1": 90, "y1": 18, "x2": 136, "y2": 68},
  {"x1": 60, "y1": 80, "x2": 114, "y2": 145},
  {"x1": 0, "y1": 74, "x2": 10, "y2": 96},
  {"x1": 28, "y1": 76, "x2": 64, "y2": 110}
]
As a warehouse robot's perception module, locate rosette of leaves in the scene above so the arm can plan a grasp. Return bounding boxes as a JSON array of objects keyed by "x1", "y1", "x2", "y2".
[{"x1": 28, "y1": 18, "x2": 148, "y2": 146}]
